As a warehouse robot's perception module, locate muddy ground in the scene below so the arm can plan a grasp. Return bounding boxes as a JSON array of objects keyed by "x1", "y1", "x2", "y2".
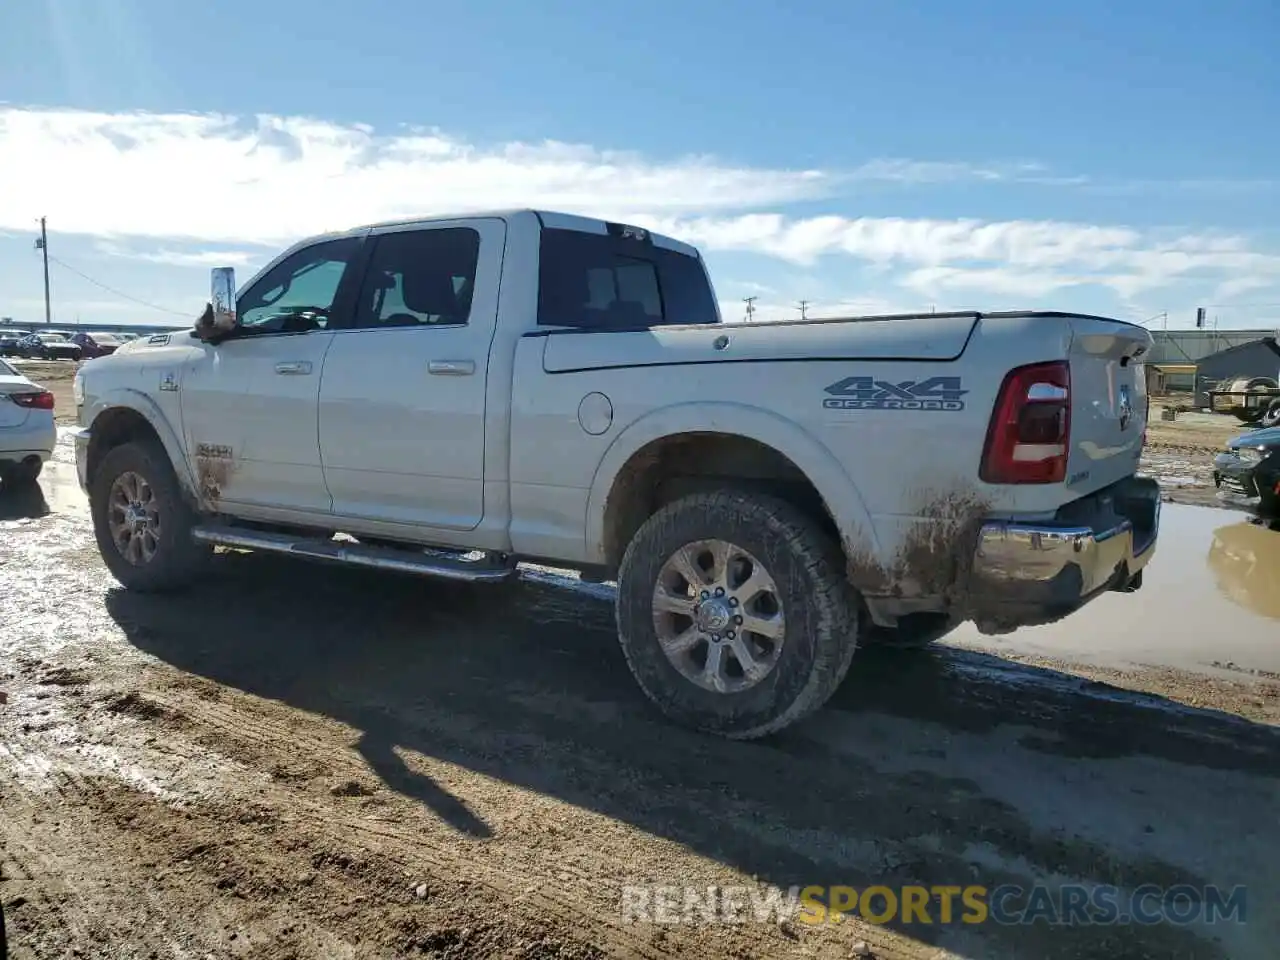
[{"x1": 2, "y1": 366, "x2": 1278, "y2": 960}]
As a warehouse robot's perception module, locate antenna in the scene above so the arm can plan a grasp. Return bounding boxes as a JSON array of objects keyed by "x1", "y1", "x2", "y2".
[{"x1": 743, "y1": 296, "x2": 757, "y2": 322}]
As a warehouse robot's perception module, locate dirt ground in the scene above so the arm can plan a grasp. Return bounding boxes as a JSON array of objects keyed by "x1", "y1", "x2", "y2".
[{"x1": 3, "y1": 369, "x2": 1278, "y2": 960}]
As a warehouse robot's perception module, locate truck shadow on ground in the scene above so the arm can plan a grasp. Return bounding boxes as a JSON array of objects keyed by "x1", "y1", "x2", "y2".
[{"x1": 105, "y1": 551, "x2": 1279, "y2": 959}]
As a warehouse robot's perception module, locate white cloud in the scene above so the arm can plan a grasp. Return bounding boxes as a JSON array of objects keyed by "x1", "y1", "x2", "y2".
[
  {"x1": 93, "y1": 241, "x2": 264, "y2": 269},
  {"x1": 903, "y1": 266, "x2": 1089, "y2": 298},
  {"x1": 1, "y1": 105, "x2": 1276, "y2": 314},
  {"x1": 0, "y1": 106, "x2": 831, "y2": 245},
  {"x1": 634, "y1": 213, "x2": 1280, "y2": 304}
]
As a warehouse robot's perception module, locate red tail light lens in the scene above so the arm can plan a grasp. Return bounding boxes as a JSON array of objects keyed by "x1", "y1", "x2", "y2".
[
  {"x1": 980, "y1": 360, "x2": 1070, "y2": 484},
  {"x1": 11, "y1": 390, "x2": 55, "y2": 410}
]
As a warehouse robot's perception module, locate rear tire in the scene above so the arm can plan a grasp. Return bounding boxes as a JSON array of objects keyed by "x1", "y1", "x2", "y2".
[
  {"x1": 615, "y1": 490, "x2": 858, "y2": 739},
  {"x1": 90, "y1": 440, "x2": 209, "y2": 592}
]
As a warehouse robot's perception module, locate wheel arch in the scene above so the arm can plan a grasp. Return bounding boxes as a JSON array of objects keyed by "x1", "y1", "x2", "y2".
[
  {"x1": 585, "y1": 402, "x2": 879, "y2": 571},
  {"x1": 84, "y1": 391, "x2": 196, "y2": 500}
]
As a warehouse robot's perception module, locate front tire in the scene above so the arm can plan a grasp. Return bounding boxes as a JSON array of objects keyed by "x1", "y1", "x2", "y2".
[
  {"x1": 90, "y1": 440, "x2": 209, "y2": 592},
  {"x1": 616, "y1": 490, "x2": 858, "y2": 739}
]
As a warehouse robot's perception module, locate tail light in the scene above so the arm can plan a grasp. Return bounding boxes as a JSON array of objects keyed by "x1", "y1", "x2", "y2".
[
  {"x1": 11, "y1": 390, "x2": 55, "y2": 410},
  {"x1": 980, "y1": 360, "x2": 1070, "y2": 484}
]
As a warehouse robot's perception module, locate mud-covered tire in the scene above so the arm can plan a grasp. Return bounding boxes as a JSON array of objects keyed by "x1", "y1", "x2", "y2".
[
  {"x1": 615, "y1": 490, "x2": 859, "y2": 739},
  {"x1": 90, "y1": 440, "x2": 209, "y2": 592}
]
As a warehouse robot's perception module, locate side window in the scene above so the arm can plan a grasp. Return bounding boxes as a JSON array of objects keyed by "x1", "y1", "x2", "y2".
[
  {"x1": 238, "y1": 237, "x2": 360, "y2": 332},
  {"x1": 537, "y1": 227, "x2": 718, "y2": 329},
  {"x1": 352, "y1": 228, "x2": 481, "y2": 329}
]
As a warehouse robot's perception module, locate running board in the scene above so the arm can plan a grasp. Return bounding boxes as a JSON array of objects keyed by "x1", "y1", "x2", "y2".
[{"x1": 190, "y1": 525, "x2": 517, "y2": 583}]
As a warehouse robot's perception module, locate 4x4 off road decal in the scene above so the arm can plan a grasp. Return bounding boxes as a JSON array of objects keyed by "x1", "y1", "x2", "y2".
[{"x1": 823, "y1": 375, "x2": 968, "y2": 411}]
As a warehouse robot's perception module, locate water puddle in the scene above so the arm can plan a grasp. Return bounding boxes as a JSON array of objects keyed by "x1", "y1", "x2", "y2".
[{"x1": 951, "y1": 503, "x2": 1280, "y2": 676}]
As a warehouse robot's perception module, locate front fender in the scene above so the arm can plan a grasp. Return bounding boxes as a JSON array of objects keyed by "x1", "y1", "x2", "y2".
[
  {"x1": 83, "y1": 388, "x2": 198, "y2": 499},
  {"x1": 583, "y1": 401, "x2": 880, "y2": 564}
]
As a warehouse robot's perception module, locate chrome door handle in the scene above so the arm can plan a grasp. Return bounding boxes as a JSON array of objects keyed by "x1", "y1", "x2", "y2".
[
  {"x1": 428, "y1": 359, "x2": 475, "y2": 376},
  {"x1": 275, "y1": 361, "x2": 312, "y2": 375}
]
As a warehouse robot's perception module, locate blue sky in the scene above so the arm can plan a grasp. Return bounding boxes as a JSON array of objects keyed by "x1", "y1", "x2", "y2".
[{"x1": 2, "y1": 0, "x2": 1278, "y2": 327}]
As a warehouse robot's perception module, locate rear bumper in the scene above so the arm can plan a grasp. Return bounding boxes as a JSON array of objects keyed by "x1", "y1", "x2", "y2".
[
  {"x1": 1213, "y1": 452, "x2": 1279, "y2": 516},
  {"x1": 967, "y1": 477, "x2": 1160, "y2": 634},
  {"x1": 0, "y1": 417, "x2": 57, "y2": 467}
]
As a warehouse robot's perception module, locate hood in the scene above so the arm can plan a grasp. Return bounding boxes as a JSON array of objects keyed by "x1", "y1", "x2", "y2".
[
  {"x1": 113, "y1": 328, "x2": 195, "y2": 356},
  {"x1": 1229, "y1": 426, "x2": 1280, "y2": 450}
]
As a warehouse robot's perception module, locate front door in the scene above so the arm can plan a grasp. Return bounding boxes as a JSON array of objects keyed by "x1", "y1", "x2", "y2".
[
  {"x1": 180, "y1": 234, "x2": 365, "y2": 514},
  {"x1": 318, "y1": 219, "x2": 505, "y2": 531}
]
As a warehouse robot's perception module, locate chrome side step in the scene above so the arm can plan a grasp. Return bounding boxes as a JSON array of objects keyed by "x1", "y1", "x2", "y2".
[{"x1": 190, "y1": 524, "x2": 517, "y2": 583}]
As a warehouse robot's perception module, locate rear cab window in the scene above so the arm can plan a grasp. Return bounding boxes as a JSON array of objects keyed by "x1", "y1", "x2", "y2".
[{"x1": 536, "y1": 225, "x2": 719, "y2": 330}]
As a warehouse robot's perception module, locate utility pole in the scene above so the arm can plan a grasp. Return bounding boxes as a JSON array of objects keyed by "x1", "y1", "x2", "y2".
[
  {"x1": 34, "y1": 217, "x2": 51, "y2": 325},
  {"x1": 797, "y1": 299, "x2": 810, "y2": 320},
  {"x1": 743, "y1": 296, "x2": 757, "y2": 322}
]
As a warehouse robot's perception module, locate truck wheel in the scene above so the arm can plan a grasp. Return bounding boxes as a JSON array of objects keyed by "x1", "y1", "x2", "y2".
[
  {"x1": 1261, "y1": 398, "x2": 1280, "y2": 429},
  {"x1": 90, "y1": 440, "x2": 208, "y2": 592},
  {"x1": 616, "y1": 490, "x2": 858, "y2": 739}
]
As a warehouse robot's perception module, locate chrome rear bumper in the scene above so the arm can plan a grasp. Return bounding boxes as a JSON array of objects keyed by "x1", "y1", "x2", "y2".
[{"x1": 968, "y1": 477, "x2": 1160, "y2": 634}]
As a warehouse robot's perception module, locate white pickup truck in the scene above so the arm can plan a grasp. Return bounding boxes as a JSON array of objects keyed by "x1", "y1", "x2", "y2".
[{"x1": 71, "y1": 209, "x2": 1160, "y2": 738}]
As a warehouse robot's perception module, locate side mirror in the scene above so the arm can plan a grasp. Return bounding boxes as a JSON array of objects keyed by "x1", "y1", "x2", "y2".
[{"x1": 210, "y1": 267, "x2": 238, "y2": 332}]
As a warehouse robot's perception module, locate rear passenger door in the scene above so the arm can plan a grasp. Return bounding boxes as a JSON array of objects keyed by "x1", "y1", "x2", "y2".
[{"x1": 318, "y1": 218, "x2": 506, "y2": 532}]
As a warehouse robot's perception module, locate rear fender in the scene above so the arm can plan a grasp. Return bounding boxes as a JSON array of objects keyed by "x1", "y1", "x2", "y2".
[{"x1": 583, "y1": 401, "x2": 881, "y2": 565}]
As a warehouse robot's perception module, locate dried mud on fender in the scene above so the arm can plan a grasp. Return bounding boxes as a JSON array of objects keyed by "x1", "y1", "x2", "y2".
[
  {"x1": 844, "y1": 486, "x2": 991, "y2": 601},
  {"x1": 195, "y1": 443, "x2": 236, "y2": 504}
]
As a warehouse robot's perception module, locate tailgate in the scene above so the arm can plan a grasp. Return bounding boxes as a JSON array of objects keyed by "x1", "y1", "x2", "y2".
[{"x1": 1065, "y1": 316, "x2": 1152, "y2": 495}]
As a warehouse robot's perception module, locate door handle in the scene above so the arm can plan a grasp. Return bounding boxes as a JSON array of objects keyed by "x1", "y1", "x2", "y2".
[
  {"x1": 428, "y1": 359, "x2": 475, "y2": 376},
  {"x1": 275, "y1": 361, "x2": 312, "y2": 375}
]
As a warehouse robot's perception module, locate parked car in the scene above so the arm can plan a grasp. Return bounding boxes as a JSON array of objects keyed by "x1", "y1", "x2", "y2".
[
  {"x1": 70, "y1": 331, "x2": 124, "y2": 358},
  {"x1": 1214, "y1": 425, "x2": 1280, "y2": 520},
  {"x1": 0, "y1": 356, "x2": 56, "y2": 488},
  {"x1": 15, "y1": 332, "x2": 82, "y2": 361},
  {"x1": 0, "y1": 330, "x2": 26, "y2": 357},
  {"x1": 71, "y1": 208, "x2": 1158, "y2": 739}
]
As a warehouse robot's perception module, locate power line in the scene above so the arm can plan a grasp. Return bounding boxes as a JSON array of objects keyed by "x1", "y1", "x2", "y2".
[{"x1": 46, "y1": 255, "x2": 188, "y2": 317}]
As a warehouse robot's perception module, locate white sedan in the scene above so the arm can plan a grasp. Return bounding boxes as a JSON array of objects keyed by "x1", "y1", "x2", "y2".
[{"x1": 0, "y1": 357, "x2": 56, "y2": 489}]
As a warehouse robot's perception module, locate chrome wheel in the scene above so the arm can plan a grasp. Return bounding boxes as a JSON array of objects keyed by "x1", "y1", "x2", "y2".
[
  {"x1": 652, "y1": 539, "x2": 785, "y2": 694},
  {"x1": 107, "y1": 471, "x2": 161, "y2": 565}
]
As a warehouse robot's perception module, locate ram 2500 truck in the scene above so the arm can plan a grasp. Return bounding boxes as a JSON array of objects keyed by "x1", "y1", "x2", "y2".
[{"x1": 71, "y1": 209, "x2": 1160, "y2": 739}]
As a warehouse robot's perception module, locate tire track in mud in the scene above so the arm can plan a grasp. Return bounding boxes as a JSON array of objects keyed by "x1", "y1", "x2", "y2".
[
  {"x1": 65, "y1": 672, "x2": 844, "y2": 960},
  {"x1": 45, "y1": 635, "x2": 1250, "y2": 960}
]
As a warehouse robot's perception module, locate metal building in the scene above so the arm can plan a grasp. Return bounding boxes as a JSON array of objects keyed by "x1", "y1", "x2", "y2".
[{"x1": 1148, "y1": 328, "x2": 1280, "y2": 365}]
